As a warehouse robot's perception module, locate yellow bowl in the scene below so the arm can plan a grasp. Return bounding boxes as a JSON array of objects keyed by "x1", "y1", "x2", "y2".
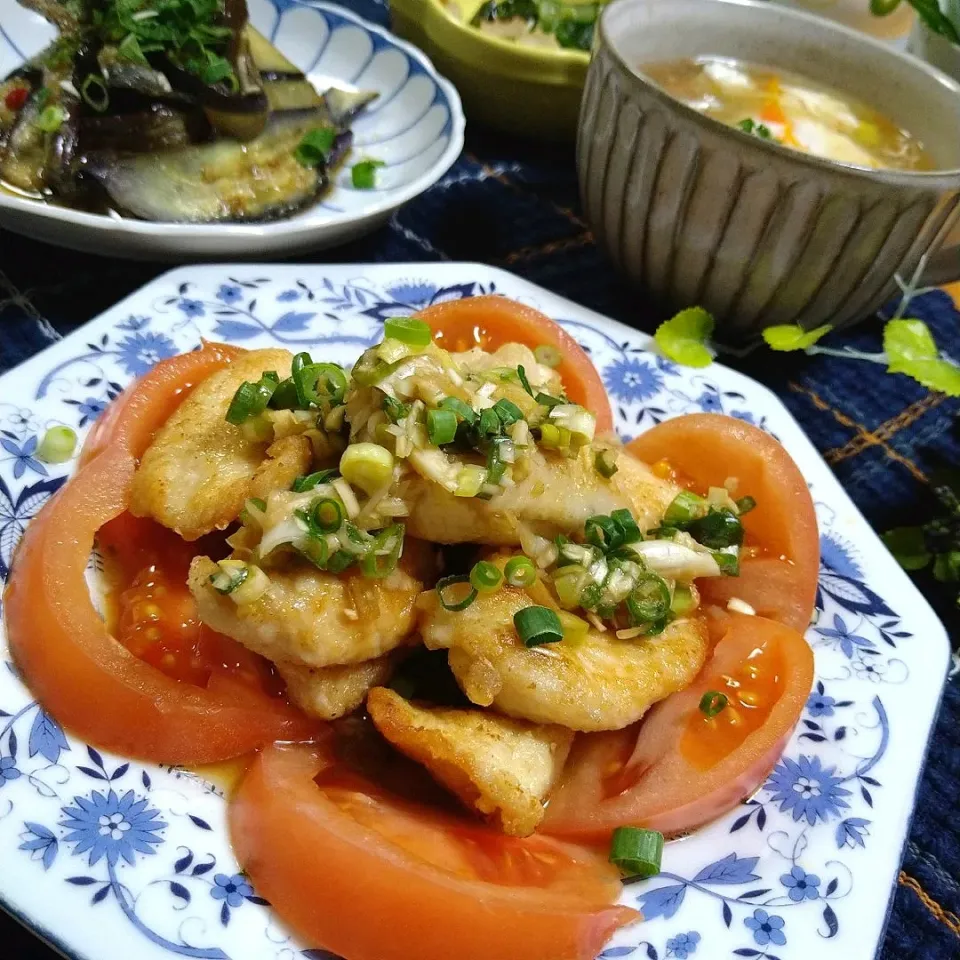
[{"x1": 389, "y1": 0, "x2": 590, "y2": 140}]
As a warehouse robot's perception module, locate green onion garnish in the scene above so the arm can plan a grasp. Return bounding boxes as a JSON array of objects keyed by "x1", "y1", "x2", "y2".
[
  {"x1": 585, "y1": 514, "x2": 621, "y2": 551},
  {"x1": 689, "y1": 510, "x2": 744, "y2": 549},
  {"x1": 297, "y1": 362, "x2": 348, "y2": 407},
  {"x1": 269, "y1": 378, "x2": 300, "y2": 410},
  {"x1": 610, "y1": 508, "x2": 641, "y2": 545},
  {"x1": 486, "y1": 437, "x2": 512, "y2": 485},
  {"x1": 478, "y1": 407, "x2": 500, "y2": 438},
  {"x1": 384, "y1": 316, "x2": 432, "y2": 347},
  {"x1": 439, "y1": 396, "x2": 478, "y2": 425},
  {"x1": 351, "y1": 158, "x2": 385, "y2": 189},
  {"x1": 427, "y1": 408, "x2": 458, "y2": 446},
  {"x1": 714, "y1": 551, "x2": 740, "y2": 576},
  {"x1": 382, "y1": 395, "x2": 411, "y2": 423},
  {"x1": 210, "y1": 562, "x2": 249, "y2": 595},
  {"x1": 35, "y1": 104, "x2": 67, "y2": 132},
  {"x1": 517, "y1": 365, "x2": 534, "y2": 397},
  {"x1": 36, "y1": 425, "x2": 77, "y2": 464},
  {"x1": 736, "y1": 495, "x2": 756, "y2": 515},
  {"x1": 294, "y1": 127, "x2": 336, "y2": 167},
  {"x1": 594, "y1": 449, "x2": 619, "y2": 478},
  {"x1": 327, "y1": 550, "x2": 357, "y2": 574},
  {"x1": 470, "y1": 560, "x2": 503, "y2": 593},
  {"x1": 492, "y1": 398, "x2": 524, "y2": 428},
  {"x1": 81, "y1": 74, "x2": 109, "y2": 112},
  {"x1": 361, "y1": 523, "x2": 405, "y2": 578},
  {"x1": 239, "y1": 497, "x2": 267, "y2": 525},
  {"x1": 625, "y1": 573, "x2": 671, "y2": 628},
  {"x1": 292, "y1": 470, "x2": 339, "y2": 493},
  {"x1": 437, "y1": 574, "x2": 478, "y2": 611},
  {"x1": 699, "y1": 690, "x2": 728, "y2": 717},
  {"x1": 609, "y1": 827, "x2": 663, "y2": 880},
  {"x1": 226, "y1": 377, "x2": 277, "y2": 425},
  {"x1": 534, "y1": 344, "x2": 562, "y2": 368},
  {"x1": 504, "y1": 555, "x2": 536, "y2": 588},
  {"x1": 298, "y1": 536, "x2": 330, "y2": 570},
  {"x1": 671, "y1": 584, "x2": 697, "y2": 616},
  {"x1": 311, "y1": 498, "x2": 344, "y2": 534},
  {"x1": 535, "y1": 392, "x2": 565, "y2": 408},
  {"x1": 514, "y1": 605, "x2": 564, "y2": 647},
  {"x1": 663, "y1": 490, "x2": 706, "y2": 526}
]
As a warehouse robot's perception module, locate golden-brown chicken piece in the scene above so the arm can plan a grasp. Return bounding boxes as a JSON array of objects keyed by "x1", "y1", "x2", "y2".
[
  {"x1": 277, "y1": 654, "x2": 402, "y2": 721},
  {"x1": 367, "y1": 687, "x2": 573, "y2": 837},
  {"x1": 131, "y1": 348, "x2": 309, "y2": 540},
  {"x1": 399, "y1": 442, "x2": 678, "y2": 547},
  {"x1": 189, "y1": 541, "x2": 433, "y2": 668},
  {"x1": 419, "y1": 578, "x2": 708, "y2": 732}
]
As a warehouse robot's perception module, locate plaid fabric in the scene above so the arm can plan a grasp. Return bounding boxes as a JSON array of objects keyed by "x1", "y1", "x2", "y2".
[{"x1": 1, "y1": 1, "x2": 958, "y2": 955}]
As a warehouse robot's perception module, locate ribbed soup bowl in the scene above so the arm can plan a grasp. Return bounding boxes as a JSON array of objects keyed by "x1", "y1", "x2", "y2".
[{"x1": 578, "y1": 0, "x2": 960, "y2": 340}]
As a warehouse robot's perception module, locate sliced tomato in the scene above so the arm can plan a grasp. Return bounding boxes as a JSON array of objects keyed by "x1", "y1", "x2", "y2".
[
  {"x1": 626, "y1": 413, "x2": 819, "y2": 633},
  {"x1": 4, "y1": 448, "x2": 318, "y2": 764},
  {"x1": 543, "y1": 615, "x2": 814, "y2": 843},
  {"x1": 417, "y1": 296, "x2": 614, "y2": 434},
  {"x1": 79, "y1": 340, "x2": 243, "y2": 465},
  {"x1": 231, "y1": 742, "x2": 639, "y2": 960}
]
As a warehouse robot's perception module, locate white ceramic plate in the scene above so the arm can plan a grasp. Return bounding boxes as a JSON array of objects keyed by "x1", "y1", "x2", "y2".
[
  {"x1": 0, "y1": 0, "x2": 464, "y2": 258},
  {"x1": 0, "y1": 263, "x2": 948, "y2": 960}
]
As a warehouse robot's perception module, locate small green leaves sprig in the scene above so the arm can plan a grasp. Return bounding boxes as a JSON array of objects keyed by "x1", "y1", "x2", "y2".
[
  {"x1": 653, "y1": 254, "x2": 960, "y2": 397},
  {"x1": 871, "y1": 0, "x2": 960, "y2": 45}
]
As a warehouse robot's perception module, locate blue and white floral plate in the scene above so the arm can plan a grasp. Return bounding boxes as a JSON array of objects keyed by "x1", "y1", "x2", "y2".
[
  {"x1": 0, "y1": 264, "x2": 949, "y2": 960},
  {"x1": 0, "y1": 0, "x2": 464, "y2": 258}
]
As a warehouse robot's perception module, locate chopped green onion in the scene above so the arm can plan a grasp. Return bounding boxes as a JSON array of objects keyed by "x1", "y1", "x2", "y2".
[
  {"x1": 240, "y1": 497, "x2": 267, "y2": 525},
  {"x1": 292, "y1": 470, "x2": 339, "y2": 492},
  {"x1": 492, "y1": 398, "x2": 524, "y2": 428},
  {"x1": 384, "y1": 316, "x2": 432, "y2": 347},
  {"x1": 210, "y1": 561, "x2": 249, "y2": 595},
  {"x1": 269, "y1": 378, "x2": 300, "y2": 410},
  {"x1": 35, "y1": 104, "x2": 67, "y2": 132},
  {"x1": 352, "y1": 158, "x2": 385, "y2": 189},
  {"x1": 579, "y1": 582, "x2": 603, "y2": 611},
  {"x1": 298, "y1": 535, "x2": 330, "y2": 570},
  {"x1": 714, "y1": 551, "x2": 740, "y2": 576},
  {"x1": 382, "y1": 395, "x2": 411, "y2": 423},
  {"x1": 671, "y1": 584, "x2": 697, "y2": 616},
  {"x1": 486, "y1": 437, "x2": 512, "y2": 485},
  {"x1": 455, "y1": 464, "x2": 487, "y2": 498},
  {"x1": 514, "y1": 605, "x2": 564, "y2": 647},
  {"x1": 470, "y1": 560, "x2": 503, "y2": 593},
  {"x1": 340, "y1": 443, "x2": 395, "y2": 495},
  {"x1": 610, "y1": 508, "x2": 641, "y2": 545},
  {"x1": 297, "y1": 362, "x2": 348, "y2": 407},
  {"x1": 736, "y1": 495, "x2": 756, "y2": 515},
  {"x1": 626, "y1": 573, "x2": 671, "y2": 628},
  {"x1": 437, "y1": 574, "x2": 478, "y2": 611},
  {"x1": 361, "y1": 523, "x2": 405, "y2": 578},
  {"x1": 689, "y1": 510, "x2": 744, "y2": 549},
  {"x1": 294, "y1": 127, "x2": 336, "y2": 167},
  {"x1": 699, "y1": 690, "x2": 728, "y2": 717},
  {"x1": 517, "y1": 365, "x2": 534, "y2": 397},
  {"x1": 226, "y1": 377, "x2": 277, "y2": 425},
  {"x1": 609, "y1": 827, "x2": 663, "y2": 880},
  {"x1": 36, "y1": 425, "x2": 77, "y2": 463},
  {"x1": 663, "y1": 491, "x2": 706, "y2": 526},
  {"x1": 311, "y1": 498, "x2": 344, "y2": 534},
  {"x1": 439, "y1": 396, "x2": 478, "y2": 425},
  {"x1": 117, "y1": 33, "x2": 147, "y2": 64},
  {"x1": 427, "y1": 408, "x2": 458, "y2": 446},
  {"x1": 476, "y1": 407, "x2": 500, "y2": 439},
  {"x1": 535, "y1": 392, "x2": 565, "y2": 409},
  {"x1": 594, "y1": 449, "x2": 619, "y2": 478},
  {"x1": 81, "y1": 74, "x2": 109, "y2": 112},
  {"x1": 327, "y1": 550, "x2": 357, "y2": 574},
  {"x1": 585, "y1": 514, "x2": 621, "y2": 551},
  {"x1": 504, "y1": 555, "x2": 536, "y2": 587},
  {"x1": 534, "y1": 344, "x2": 562, "y2": 368}
]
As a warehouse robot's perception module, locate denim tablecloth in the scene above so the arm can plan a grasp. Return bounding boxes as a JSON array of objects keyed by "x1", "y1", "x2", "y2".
[{"x1": 1, "y1": 1, "x2": 959, "y2": 956}]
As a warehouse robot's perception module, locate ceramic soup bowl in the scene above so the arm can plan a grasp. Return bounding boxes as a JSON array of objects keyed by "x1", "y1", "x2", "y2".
[{"x1": 578, "y1": 0, "x2": 960, "y2": 340}]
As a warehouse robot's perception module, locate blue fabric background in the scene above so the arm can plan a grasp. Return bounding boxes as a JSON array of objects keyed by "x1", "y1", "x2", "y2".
[{"x1": 1, "y1": 0, "x2": 958, "y2": 955}]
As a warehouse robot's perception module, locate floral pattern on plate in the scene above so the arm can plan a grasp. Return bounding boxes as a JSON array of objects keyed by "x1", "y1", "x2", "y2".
[{"x1": 0, "y1": 264, "x2": 948, "y2": 960}]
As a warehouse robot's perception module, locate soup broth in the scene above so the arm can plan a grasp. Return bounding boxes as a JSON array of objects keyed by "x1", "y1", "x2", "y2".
[{"x1": 642, "y1": 57, "x2": 933, "y2": 172}]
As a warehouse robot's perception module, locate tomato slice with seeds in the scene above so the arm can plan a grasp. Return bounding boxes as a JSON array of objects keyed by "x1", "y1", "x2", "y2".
[
  {"x1": 543, "y1": 615, "x2": 814, "y2": 843},
  {"x1": 230, "y1": 742, "x2": 638, "y2": 960},
  {"x1": 417, "y1": 296, "x2": 614, "y2": 434},
  {"x1": 80, "y1": 340, "x2": 242, "y2": 465},
  {"x1": 626, "y1": 413, "x2": 819, "y2": 633}
]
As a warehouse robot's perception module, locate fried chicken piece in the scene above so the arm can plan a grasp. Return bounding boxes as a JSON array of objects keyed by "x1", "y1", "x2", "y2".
[
  {"x1": 367, "y1": 687, "x2": 573, "y2": 837},
  {"x1": 131, "y1": 348, "x2": 308, "y2": 540},
  {"x1": 419, "y1": 569, "x2": 708, "y2": 732},
  {"x1": 277, "y1": 654, "x2": 402, "y2": 720}
]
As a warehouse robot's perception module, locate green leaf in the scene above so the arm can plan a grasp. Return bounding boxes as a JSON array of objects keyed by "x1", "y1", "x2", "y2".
[
  {"x1": 762, "y1": 323, "x2": 832, "y2": 351},
  {"x1": 881, "y1": 527, "x2": 931, "y2": 571},
  {"x1": 351, "y1": 158, "x2": 385, "y2": 190},
  {"x1": 883, "y1": 318, "x2": 960, "y2": 396},
  {"x1": 654, "y1": 307, "x2": 715, "y2": 368},
  {"x1": 933, "y1": 550, "x2": 960, "y2": 582}
]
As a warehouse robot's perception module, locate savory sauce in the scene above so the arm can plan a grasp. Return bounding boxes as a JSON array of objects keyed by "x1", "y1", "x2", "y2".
[{"x1": 642, "y1": 56, "x2": 933, "y2": 172}]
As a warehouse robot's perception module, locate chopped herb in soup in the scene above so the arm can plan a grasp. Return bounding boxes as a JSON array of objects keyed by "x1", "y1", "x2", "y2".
[
  {"x1": 642, "y1": 57, "x2": 932, "y2": 172},
  {"x1": 445, "y1": 0, "x2": 601, "y2": 51}
]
